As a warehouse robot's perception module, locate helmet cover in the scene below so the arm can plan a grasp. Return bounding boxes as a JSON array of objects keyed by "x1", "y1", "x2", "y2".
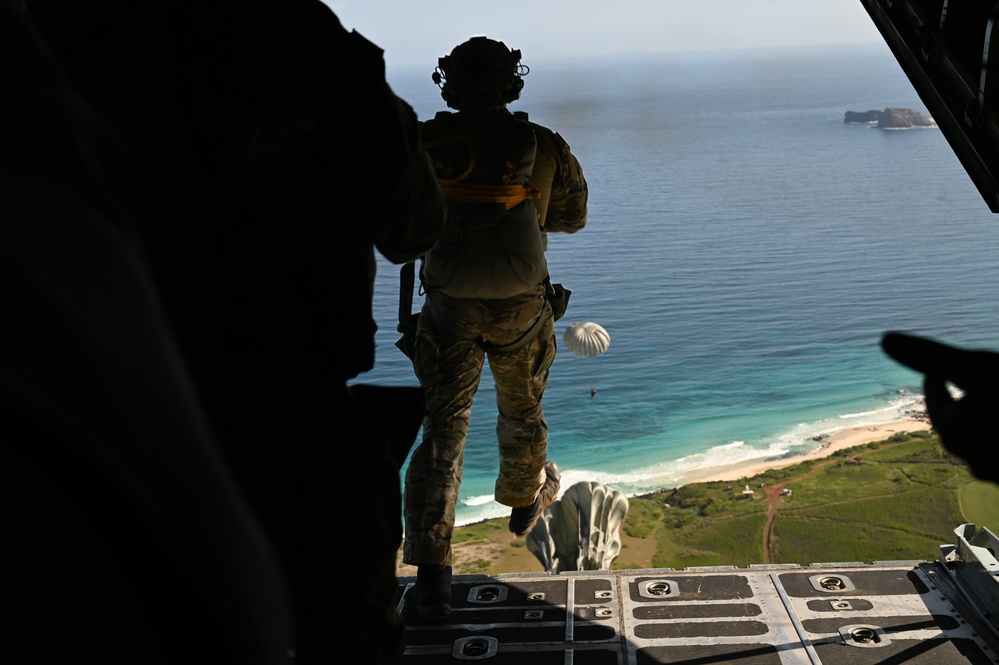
[{"x1": 434, "y1": 36, "x2": 525, "y2": 108}]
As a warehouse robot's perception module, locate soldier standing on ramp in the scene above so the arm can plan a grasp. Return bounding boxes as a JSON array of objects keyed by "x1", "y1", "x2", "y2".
[{"x1": 402, "y1": 36, "x2": 589, "y2": 618}]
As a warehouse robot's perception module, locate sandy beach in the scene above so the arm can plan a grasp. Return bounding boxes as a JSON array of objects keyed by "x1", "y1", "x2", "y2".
[
  {"x1": 397, "y1": 409, "x2": 935, "y2": 576},
  {"x1": 671, "y1": 412, "x2": 933, "y2": 487}
]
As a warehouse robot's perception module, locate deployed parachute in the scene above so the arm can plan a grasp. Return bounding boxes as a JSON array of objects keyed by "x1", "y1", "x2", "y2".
[
  {"x1": 526, "y1": 481, "x2": 629, "y2": 573},
  {"x1": 562, "y1": 321, "x2": 610, "y2": 358}
]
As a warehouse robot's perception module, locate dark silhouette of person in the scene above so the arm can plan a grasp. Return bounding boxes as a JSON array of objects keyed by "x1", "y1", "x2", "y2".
[
  {"x1": 882, "y1": 331, "x2": 999, "y2": 485},
  {"x1": 402, "y1": 36, "x2": 588, "y2": 618},
  {"x1": 2, "y1": 3, "x2": 292, "y2": 662},
  {"x1": 21, "y1": 0, "x2": 446, "y2": 662}
]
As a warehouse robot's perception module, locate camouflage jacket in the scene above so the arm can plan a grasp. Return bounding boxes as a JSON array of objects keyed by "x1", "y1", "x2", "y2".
[
  {"x1": 528, "y1": 121, "x2": 588, "y2": 235},
  {"x1": 420, "y1": 108, "x2": 587, "y2": 299}
]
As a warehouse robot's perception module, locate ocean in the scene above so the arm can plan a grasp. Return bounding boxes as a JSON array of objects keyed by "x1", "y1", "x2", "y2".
[{"x1": 351, "y1": 43, "x2": 999, "y2": 526}]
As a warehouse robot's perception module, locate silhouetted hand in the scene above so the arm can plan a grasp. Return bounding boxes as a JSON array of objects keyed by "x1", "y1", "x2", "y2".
[{"x1": 881, "y1": 331, "x2": 999, "y2": 484}]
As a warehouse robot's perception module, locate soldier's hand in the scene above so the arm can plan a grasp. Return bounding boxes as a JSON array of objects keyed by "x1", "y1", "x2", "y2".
[{"x1": 881, "y1": 331, "x2": 999, "y2": 484}]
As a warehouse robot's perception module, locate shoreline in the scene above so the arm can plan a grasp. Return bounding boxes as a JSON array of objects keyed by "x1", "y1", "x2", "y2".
[
  {"x1": 451, "y1": 410, "x2": 934, "y2": 529},
  {"x1": 669, "y1": 413, "x2": 932, "y2": 487},
  {"x1": 408, "y1": 411, "x2": 939, "y2": 576}
]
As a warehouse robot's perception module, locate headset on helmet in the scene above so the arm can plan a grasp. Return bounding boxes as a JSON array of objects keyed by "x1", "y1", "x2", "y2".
[{"x1": 432, "y1": 36, "x2": 528, "y2": 109}]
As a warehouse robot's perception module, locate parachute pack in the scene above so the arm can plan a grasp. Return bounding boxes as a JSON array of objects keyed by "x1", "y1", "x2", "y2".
[
  {"x1": 418, "y1": 109, "x2": 548, "y2": 299},
  {"x1": 395, "y1": 108, "x2": 572, "y2": 359}
]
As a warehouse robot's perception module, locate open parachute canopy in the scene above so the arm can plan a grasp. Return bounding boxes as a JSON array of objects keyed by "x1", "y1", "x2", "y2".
[
  {"x1": 525, "y1": 481, "x2": 629, "y2": 573},
  {"x1": 562, "y1": 321, "x2": 610, "y2": 358}
]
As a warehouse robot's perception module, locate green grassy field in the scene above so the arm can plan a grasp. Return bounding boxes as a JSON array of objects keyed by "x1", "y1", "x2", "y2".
[{"x1": 436, "y1": 432, "x2": 999, "y2": 576}]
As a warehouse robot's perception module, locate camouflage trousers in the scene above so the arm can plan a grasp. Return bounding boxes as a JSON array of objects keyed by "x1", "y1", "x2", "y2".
[{"x1": 403, "y1": 284, "x2": 556, "y2": 566}]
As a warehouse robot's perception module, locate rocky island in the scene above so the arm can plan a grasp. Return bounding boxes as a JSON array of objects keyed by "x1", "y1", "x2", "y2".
[{"x1": 844, "y1": 107, "x2": 937, "y2": 128}]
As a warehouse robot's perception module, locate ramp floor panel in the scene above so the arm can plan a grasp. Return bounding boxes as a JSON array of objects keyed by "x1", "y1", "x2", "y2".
[{"x1": 395, "y1": 562, "x2": 999, "y2": 664}]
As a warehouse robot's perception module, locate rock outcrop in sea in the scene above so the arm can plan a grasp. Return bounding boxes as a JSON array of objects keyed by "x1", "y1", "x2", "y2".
[{"x1": 844, "y1": 107, "x2": 936, "y2": 128}]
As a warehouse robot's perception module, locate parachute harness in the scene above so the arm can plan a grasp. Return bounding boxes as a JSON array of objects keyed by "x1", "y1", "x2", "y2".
[
  {"x1": 422, "y1": 135, "x2": 540, "y2": 211},
  {"x1": 439, "y1": 182, "x2": 540, "y2": 210}
]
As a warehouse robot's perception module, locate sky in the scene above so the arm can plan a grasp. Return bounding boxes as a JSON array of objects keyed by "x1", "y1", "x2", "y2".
[{"x1": 323, "y1": 0, "x2": 889, "y2": 72}]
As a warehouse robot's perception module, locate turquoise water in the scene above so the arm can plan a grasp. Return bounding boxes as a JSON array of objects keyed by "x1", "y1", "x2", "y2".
[{"x1": 353, "y1": 44, "x2": 999, "y2": 525}]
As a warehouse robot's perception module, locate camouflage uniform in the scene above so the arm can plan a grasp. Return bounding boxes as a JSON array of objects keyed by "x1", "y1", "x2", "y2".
[{"x1": 403, "y1": 108, "x2": 587, "y2": 567}]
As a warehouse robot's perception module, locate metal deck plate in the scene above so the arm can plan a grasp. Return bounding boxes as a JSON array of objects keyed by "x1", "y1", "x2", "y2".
[{"x1": 395, "y1": 561, "x2": 999, "y2": 664}]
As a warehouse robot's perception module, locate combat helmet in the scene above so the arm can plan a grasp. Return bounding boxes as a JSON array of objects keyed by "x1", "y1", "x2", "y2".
[{"x1": 432, "y1": 36, "x2": 528, "y2": 110}]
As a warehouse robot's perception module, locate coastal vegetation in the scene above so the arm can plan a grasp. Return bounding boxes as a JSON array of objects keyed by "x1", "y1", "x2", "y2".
[{"x1": 403, "y1": 432, "x2": 999, "y2": 576}]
